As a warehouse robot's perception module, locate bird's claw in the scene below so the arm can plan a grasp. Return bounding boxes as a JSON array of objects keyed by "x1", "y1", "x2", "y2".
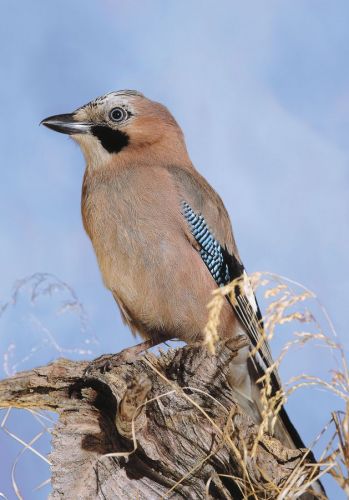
[
  {"x1": 83, "y1": 347, "x2": 144, "y2": 378},
  {"x1": 83, "y1": 353, "x2": 121, "y2": 377}
]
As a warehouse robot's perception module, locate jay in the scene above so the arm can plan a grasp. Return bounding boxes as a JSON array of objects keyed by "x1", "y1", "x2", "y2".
[{"x1": 41, "y1": 90, "x2": 316, "y2": 461}]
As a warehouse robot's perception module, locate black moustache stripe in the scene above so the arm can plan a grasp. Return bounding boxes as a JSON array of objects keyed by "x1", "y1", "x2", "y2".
[{"x1": 91, "y1": 125, "x2": 129, "y2": 154}]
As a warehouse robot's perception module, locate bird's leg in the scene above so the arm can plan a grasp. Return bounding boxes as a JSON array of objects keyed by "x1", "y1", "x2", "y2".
[{"x1": 84, "y1": 339, "x2": 156, "y2": 376}]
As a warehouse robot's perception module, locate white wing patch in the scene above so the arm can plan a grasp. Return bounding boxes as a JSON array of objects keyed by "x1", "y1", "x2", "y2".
[{"x1": 242, "y1": 271, "x2": 258, "y2": 313}]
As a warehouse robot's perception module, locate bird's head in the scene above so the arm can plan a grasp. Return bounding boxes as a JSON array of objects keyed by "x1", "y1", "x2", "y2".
[{"x1": 41, "y1": 90, "x2": 187, "y2": 169}]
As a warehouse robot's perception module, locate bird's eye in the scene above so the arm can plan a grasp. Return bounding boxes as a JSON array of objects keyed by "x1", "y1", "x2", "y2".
[{"x1": 109, "y1": 107, "x2": 127, "y2": 123}]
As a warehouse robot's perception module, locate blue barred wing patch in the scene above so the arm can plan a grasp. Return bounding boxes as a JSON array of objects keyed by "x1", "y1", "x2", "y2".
[{"x1": 181, "y1": 201, "x2": 232, "y2": 286}]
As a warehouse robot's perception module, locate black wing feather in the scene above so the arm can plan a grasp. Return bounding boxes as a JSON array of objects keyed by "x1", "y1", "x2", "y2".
[
  {"x1": 182, "y1": 201, "x2": 280, "y2": 389},
  {"x1": 182, "y1": 200, "x2": 319, "y2": 460}
]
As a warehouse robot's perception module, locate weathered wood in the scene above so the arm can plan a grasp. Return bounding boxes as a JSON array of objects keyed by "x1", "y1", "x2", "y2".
[{"x1": 0, "y1": 336, "x2": 319, "y2": 499}]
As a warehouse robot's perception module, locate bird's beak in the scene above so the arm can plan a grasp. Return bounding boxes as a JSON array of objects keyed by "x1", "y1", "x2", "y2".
[{"x1": 40, "y1": 113, "x2": 91, "y2": 135}]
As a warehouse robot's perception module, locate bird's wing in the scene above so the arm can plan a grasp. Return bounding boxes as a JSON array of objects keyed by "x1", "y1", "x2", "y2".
[
  {"x1": 167, "y1": 166, "x2": 315, "y2": 455},
  {"x1": 181, "y1": 199, "x2": 282, "y2": 389}
]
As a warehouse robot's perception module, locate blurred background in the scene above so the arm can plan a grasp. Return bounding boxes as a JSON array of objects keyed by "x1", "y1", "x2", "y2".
[{"x1": 0, "y1": 1, "x2": 348, "y2": 498}]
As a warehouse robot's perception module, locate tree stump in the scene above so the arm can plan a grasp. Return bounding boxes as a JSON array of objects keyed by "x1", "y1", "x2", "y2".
[{"x1": 0, "y1": 335, "x2": 320, "y2": 499}]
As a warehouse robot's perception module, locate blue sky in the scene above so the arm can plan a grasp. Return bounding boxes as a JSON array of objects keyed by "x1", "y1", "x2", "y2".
[{"x1": 0, "y1": 1, "x2": 348, "y2": 498}]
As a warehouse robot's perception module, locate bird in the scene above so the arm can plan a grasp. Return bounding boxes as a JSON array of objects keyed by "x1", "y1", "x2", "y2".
[{"x1": 41, "y1": 90, "x2": 324, "y2": 496}]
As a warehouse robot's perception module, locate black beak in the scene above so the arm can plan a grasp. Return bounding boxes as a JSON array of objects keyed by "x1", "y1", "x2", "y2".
[{"x1": 40, "y1": 113, "x2": 91, "y2": 135}]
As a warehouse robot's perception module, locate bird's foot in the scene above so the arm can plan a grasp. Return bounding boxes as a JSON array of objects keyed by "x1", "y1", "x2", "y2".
[
  {"x1": 83, "y1": 353, "x2": 118, "y2": 376},
  {"x1": 83, "y1": 339, "x2": 154, "y2": 377}
]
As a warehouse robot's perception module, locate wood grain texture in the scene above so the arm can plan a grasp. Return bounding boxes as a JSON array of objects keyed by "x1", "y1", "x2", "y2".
[{"x1": 0, "y1": 338, "x2": 319, "y2": 499}]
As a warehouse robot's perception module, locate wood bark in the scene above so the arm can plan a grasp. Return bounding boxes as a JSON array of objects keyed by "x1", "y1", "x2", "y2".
[{"x1": 0, "y1": 335, "x2": 319, "y2": 499}]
